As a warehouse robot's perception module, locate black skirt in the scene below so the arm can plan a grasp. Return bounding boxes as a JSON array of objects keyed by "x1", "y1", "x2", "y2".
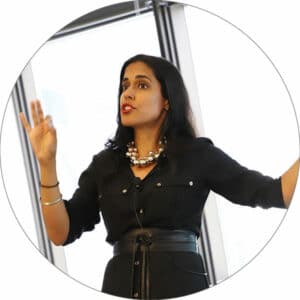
[{"x1": 101, "y1": 250, "x2": 209, "y2": 299}]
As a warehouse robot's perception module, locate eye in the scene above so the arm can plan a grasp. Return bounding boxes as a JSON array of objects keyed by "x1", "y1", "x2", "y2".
[
  {"x1": 138, "y1": 82, "x2": 149, "y2": 89},
  {"x1": 122, "y1": 84, "x2": 128, "y2": 91}
]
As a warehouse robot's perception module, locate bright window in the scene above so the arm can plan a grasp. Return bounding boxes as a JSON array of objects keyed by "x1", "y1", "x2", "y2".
[
  {"x1": 184, "y1": 5, "x2": 295, "y2": 276},
  {"x1": 30, "y1": 12, "x2": 160, "y2": 289}
]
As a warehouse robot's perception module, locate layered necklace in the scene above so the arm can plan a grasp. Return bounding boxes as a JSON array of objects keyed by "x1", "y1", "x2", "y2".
[{"x1": 126, "y1": 137, "x2": 166, "y2": 167}]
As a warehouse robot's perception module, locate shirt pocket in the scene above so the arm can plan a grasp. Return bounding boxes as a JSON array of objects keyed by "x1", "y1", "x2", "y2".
[
  {"x1": 149, "y1": 178, "x2": 202, "y2": 220},
  {"x1": 154, "y1": 178, "x2": 199, "y2": 194},
  {"x1": 100, "y1": 183, "x2": 133, "y2": 228}
]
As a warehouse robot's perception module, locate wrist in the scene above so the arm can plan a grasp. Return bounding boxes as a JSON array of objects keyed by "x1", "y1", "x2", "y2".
[
  {"x1": 39, "y1": 159, "x2": 58, "y2": 185},
  {"x1": 40, "y1": 181, "x2": 59, "y2": 188},
  {"x1": 39, "y1": 158, "x2": 57, "y2": 169}
]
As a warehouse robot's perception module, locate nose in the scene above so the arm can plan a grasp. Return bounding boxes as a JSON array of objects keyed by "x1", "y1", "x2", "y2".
[{"x1": 122, "y1": 87, "x2": 135, "y2": 101}]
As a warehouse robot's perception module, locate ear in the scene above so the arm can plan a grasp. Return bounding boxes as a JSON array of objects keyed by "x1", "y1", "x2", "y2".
[{"x1": 164, "y1": 99, "x2": 169, "y2": 111}]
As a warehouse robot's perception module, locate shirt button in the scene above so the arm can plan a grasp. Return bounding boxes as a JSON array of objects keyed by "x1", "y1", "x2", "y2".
[
  {"x1": 189, "y1": 181, "x2": 194, "y2": 186},
  {"x1": 133, "y1": 292, "x2": 139, "y2": 298},
  {"x1": 122, "y1": 189, "x2": 127, "y2": 194},
  {"x1": 139, "y1": 208, "x2": 144, "y2": 214},
  {"x1": 156, "y1": 182, "x2": 162, "y2": 187},
  {"x1": 134, "y1": 260, "x2": 140, "y2": 266},
  {"x1": 135, "y1": 184, "x2": 140, "y2": 189}
]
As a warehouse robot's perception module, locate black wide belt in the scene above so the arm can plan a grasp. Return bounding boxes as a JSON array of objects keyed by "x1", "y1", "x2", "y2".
[
  {"x1": 113, "y1": 228, "x2": 199, "y2": 300},
  {"x1": 113, "y1": 228, "x2": 199, "y2": 256}
]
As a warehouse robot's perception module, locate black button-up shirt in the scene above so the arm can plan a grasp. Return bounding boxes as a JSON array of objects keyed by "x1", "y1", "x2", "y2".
[{"x1": 63, "y1": 137, "x2": 285, "y2": 246}]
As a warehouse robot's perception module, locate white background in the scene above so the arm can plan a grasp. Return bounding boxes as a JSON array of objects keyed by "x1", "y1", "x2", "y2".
[{"x1": 0, "y1": 0, "x2": 299, "y2": 299}]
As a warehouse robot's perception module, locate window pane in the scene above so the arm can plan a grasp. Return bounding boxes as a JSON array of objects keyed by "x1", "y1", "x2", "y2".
[
  {"x1": 185, "y1": 6, "x2": 294, "y2": 276},
  {"x1": 1, "y1": 99, "x2": 38, "y2": 246},
  {"x1": 30, "y1": 12, "x2": 160, "y2": 289}
]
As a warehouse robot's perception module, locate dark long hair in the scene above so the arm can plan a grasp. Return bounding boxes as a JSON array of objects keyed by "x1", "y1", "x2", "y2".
[{"x1": 105, "y1": 54, "x2": 197, "y2": 153}]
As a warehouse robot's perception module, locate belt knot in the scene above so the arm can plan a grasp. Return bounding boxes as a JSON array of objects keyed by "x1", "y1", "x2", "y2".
[{"x1": 137, "y1": 232, "x2": 152, "y2": 246}]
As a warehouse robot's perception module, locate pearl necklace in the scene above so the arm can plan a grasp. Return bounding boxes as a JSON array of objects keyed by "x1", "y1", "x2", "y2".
[{"x1": 126, "y1": 138, "x2": 166, "y2": 167}]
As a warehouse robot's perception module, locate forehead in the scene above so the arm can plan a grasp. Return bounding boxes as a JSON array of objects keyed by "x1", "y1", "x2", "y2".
[{"x1": 123, "y1": 61, "x2": 155, "y2": 80}]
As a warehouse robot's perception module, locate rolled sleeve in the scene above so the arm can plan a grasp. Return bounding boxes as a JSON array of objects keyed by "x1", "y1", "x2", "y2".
[{"x1": 63, "y1": 156, "x2": 101, "y2": 246}]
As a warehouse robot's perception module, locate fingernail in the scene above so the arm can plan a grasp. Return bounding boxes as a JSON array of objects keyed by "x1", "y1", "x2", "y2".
[{"x1": 48, "y1": 117, "x2": 53, "y2": 127}]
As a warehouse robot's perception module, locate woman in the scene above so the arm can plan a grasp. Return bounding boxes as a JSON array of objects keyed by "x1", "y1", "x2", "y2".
[{"x1": 19, "y1": 54, "x2": 299, "y2": 299}]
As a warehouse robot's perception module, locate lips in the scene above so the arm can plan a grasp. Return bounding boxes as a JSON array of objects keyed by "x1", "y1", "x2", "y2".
[{"x1": 121, "y1": 103, "x2": 136, "y2": 114}]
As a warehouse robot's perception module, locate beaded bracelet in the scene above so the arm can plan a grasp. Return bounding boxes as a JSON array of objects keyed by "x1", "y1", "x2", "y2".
[
  {"x1": 41, "y1": 195, "x2": 63, "y2": 206},
  {"x1": 39, "y1": 181, "x2": 59, "y2": 188}
]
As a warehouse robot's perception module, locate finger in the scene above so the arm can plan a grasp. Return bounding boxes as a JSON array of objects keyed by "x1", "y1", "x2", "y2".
[
  {"x1": 31, "y1": 101, "x2": 39, "y2": 126},
  {"x1": 36, "y1": 100, "x2": 44, "y2": 123},
  {"x1": 44, "y1": 115, "x2": 56, "y2": 133},
  {"x1": 19, "y1": 112, "x2": 31, "y2": 133},
  {"x1": 45, "y1": 115, "x2": 53, "y2": 127}
]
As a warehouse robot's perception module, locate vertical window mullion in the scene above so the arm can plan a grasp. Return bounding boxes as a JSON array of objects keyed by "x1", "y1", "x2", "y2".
[
  {"x1": 165, "y1": 2, "x2": 229, "y2": 285},
  {"x1": 11, "y1": 63, "x2": 67, "y2": 271},
  {"x1": 151, "y1": 0, "x2": 179, "y2": 65}
]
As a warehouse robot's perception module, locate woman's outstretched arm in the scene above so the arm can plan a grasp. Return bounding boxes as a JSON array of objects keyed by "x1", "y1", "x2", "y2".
[{"x1": 281, "y1": 159, "x2": 299, "y2": 208}]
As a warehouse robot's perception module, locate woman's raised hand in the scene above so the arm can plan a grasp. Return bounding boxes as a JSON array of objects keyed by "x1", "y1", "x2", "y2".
[{"x1": 19, "y1": 100, "x2": 57, "y2": 166}]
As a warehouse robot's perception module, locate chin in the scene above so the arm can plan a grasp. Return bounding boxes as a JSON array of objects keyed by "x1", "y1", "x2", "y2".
[{"x1": 120, "y1": 119, "x2": 135, "y2": 128}]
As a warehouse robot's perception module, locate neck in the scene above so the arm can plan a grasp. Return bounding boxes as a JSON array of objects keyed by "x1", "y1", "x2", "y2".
[{"x1": 133, "y1": 128, "x2": 162, "y2": 157}]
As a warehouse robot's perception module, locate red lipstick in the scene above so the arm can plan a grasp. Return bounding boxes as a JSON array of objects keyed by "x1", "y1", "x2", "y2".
[{"x1": 121, "y1": 103, "x2": 136, "y2": 114}]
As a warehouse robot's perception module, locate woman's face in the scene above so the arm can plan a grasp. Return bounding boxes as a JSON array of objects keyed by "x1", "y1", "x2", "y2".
[{"x1": 120, "y1": 61, "x2": 169, "y2": 130}]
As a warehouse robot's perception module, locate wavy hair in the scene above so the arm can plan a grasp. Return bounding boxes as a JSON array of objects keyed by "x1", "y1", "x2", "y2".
[{"x1": 105, "y1": 54, "x2": 197, "y2": 153}]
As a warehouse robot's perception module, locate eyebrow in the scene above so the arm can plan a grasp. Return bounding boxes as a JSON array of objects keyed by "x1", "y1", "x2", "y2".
[{"x1": 122, "y1": 75, "x2": 152, "y2": 82}]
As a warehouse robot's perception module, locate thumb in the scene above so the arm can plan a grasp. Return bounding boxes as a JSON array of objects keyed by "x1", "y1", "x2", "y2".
[{"x1": 45, "y1": 115, "x2": 56, "y2": 133}]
